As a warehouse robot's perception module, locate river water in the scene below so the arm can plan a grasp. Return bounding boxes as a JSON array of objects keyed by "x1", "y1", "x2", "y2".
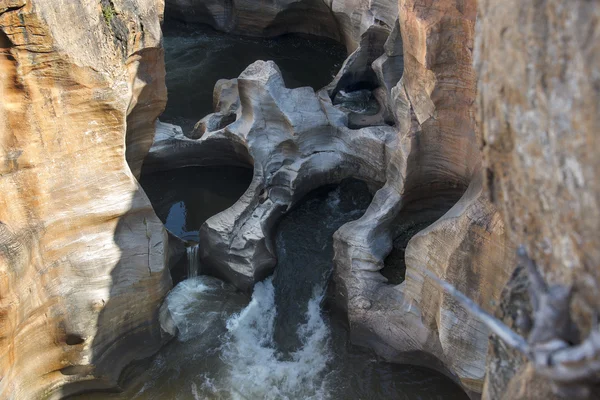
[
  {"x1": 160, "y1": 21, "x2": 347, "y2": 133},
  {"x1": 139, "y1": 166, "x2": 253, "y2": 242},
  {"x1": 72, "y1": 181, "x2": 468, "y2": 400},
  {"x1": 72, "y1": 24, "x2": 470, "y2": 400}
]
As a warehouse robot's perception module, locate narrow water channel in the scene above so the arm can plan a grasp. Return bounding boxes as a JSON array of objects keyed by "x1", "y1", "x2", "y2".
[
  {"x1": 72, "y1": 181, "x2": 468, "y2": 400},
  {"x1": 72, "y1": 22, "x2": 470, "y2": 400}
]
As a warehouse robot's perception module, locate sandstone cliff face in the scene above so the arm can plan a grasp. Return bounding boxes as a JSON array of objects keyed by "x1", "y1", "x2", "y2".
[
  {"x1": 331, "y1": 0, "x2": 511, "y2": 396},
  {"x1": 477, "y1": 0, "x2": 600, "y2": 398},
  {"x1": 0, "y1": 1, "x2": 170, "y2": 398},
  {"x1": 4, "y1": 0, "x2": 590, "y2": 397}
]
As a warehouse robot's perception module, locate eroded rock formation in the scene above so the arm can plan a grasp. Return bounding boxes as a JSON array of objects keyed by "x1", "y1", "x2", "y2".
[
  {"x1": 0, "y1": 1, "x2": 170, "y2": 398},
  {"x1": 152, "y1": 0, "x2": 510, "y2": 396},
  {"x1": 3, "y1": 0, "x2": 596, "y2": 398},
  {"x1": 165, "y1": 0, "x2": 397, "y2": 51},
  {"x1": 149, "y1": 60, "x2": 395, "y2": 291},
  {"x1": 330, "y1": 0, "x2": 509, "y2": 396}
]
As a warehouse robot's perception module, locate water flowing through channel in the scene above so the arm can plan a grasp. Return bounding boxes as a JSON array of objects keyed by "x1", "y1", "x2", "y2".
[
  {"x1": 187, "y1": 244, "x2": 200, "y2": 278},
  {"x1": 72, "y1": 22, "x2": 470, "y2": 400},
  {"x1": 73, "y1": 181, "x2": 469, "y2": 400}
]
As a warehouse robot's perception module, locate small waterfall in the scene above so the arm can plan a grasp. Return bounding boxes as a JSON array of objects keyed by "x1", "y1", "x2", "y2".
[{"x1": 187, "y1": 244, "x2": 200, "y2": 278}]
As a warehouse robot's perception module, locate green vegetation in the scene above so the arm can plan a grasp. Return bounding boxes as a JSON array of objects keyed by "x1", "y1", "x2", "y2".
[{"x1": 102, "y1": 4, "x2": 115, "y2": 25}]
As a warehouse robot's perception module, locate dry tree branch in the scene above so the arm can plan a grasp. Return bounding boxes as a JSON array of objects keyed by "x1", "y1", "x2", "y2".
[{"x1": 423, "y1": 246, "x2": 600, "y2": 398}]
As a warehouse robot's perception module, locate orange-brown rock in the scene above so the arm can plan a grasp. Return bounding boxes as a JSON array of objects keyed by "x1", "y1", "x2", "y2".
[
  {"x1": 477, "y1": 0, "x2": 600, "y2": 398},
  {"x1": 332, "y1": 0, "x2": 512, "y2": 396},
  {"x1": 404, "y1": 176, "x2": 512, "y2": 394},
  {"x1": 0, "y1": 1, "x2": 170, "y2": 399}
]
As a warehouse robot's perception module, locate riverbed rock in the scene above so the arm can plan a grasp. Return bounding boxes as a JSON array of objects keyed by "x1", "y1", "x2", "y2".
[
  {"x1": 194, "y1": 60, "x2": 395, "y2": 291},
  {"x1": 476, "y1": 0, "x2": 600, "y2": 398},
  {"x1": 165, "y1": 0, "x2": 398, "y2": 52},
  {"x1": 0, "y1": 1, "x2": 171, "y2": 399}
]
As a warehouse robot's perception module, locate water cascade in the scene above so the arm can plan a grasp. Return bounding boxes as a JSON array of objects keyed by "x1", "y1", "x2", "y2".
[
  {"x1": 73, "y1": 181, "x2": 469, "y2": 399},
  {"x1": 187, "y1": 244, "x2": 200, "y2": 278}
]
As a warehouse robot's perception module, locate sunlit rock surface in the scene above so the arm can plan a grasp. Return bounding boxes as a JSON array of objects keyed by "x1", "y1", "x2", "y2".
[
  {"x1": 150, "y1": 0, "x2": 511, "y2": 396},
  {"x1": 0, "y1": 1, "x2": 170, "y2": 398},
  {"x1": 330, "y1": 0, "x2": 510, "y2": 396},
  {"x1": 477, "y1": 0, "x2": 600, "y2": 398},
  {"x1": 4, "y1": 0, "x2": 594, "y2": 398}
]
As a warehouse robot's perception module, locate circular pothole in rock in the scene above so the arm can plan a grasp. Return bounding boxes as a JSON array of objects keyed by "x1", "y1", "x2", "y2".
[{"x1": 139, "y1": 166, "x2": 253, "y2": 242}]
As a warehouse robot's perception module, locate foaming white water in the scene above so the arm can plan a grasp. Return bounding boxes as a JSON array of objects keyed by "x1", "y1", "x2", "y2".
[
  {"x1": 165, "y1": 276, "x2": 245, "y2": 343},
  {"x1": 165, "y1": 277, "x2": 211, "y2": 341},
  {"x1": 222, "y1": 278, "x2": 332, "y2": 400}
]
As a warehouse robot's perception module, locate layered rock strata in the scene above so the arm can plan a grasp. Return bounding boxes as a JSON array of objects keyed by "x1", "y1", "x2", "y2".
[{"x1": 0, "y1": 1, "x2": 170, "y2": 399}]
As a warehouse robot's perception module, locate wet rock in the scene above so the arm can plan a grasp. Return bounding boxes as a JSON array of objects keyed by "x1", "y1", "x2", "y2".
[{"x1": 333, "y1": 89, "x2": 376, "y2": 113}]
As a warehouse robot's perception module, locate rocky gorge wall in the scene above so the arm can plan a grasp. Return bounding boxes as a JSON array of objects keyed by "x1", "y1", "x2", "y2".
[
  {"x1": 1, "y1": 0, "x2": 597, "y2": 399},
  {"x1": 155, "y1": 0, "x2": 510, "y2": 397},
  {"x1": 0, "y1": 1, "x2": 170, "y2": 399}
]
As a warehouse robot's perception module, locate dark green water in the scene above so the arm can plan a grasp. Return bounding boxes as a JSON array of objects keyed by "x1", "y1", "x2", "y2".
[
  {"x1": 70, "y1": 181, "x2": 469, "y2": 400},
  {"x1": 139, "y1": 166, "x2": 253, "y2": 242},
  {"x1": 161, "y1": 22, "x2": 347, "y2": 132}
]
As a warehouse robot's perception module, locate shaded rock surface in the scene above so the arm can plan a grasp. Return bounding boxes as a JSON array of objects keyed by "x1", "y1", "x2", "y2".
[
  {"x1": 0, "y1": 1, "x2": 171, "y2": 399},
  {"x1": 5, "y1": 0, "x2": 595, "y2": 398},
  {"x1": 165, "y1": 0, "x2": 398, "y2": 51}
]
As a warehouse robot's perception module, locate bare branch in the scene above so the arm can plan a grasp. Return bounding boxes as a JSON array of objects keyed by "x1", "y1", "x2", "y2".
[
  {"x1": 422, "y1": 268, "x2": 530, "y2": 355},
  {"x1": 422, "y1": 254, "x2": 600, "y2": 399}
]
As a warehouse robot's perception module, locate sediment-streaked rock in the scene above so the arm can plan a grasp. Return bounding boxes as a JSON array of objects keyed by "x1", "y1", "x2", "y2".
[
  {"x1": 0, "y1": 1, "x2": 170, "y2": 398},
  {"x1": 152, "y1": 1, "x2": 506, "y2": 395},
  {"x1": 476, "y1": 0, "x2": 600, "y2": 398},
  {"x1": 333, "y1": 175, "x2": 510, "y2": 397},
  {"x1": 330, "y1": 0, "x2": 510, "y2": 396}
]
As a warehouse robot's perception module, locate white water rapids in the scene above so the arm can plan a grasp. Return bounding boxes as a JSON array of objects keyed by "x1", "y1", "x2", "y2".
[
  {"x1": 163, "y1": 276, "x2": 333, "y2": 400},
  {"x1": 71, "y1": 182, "x2": 468, "y2": 400}
]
